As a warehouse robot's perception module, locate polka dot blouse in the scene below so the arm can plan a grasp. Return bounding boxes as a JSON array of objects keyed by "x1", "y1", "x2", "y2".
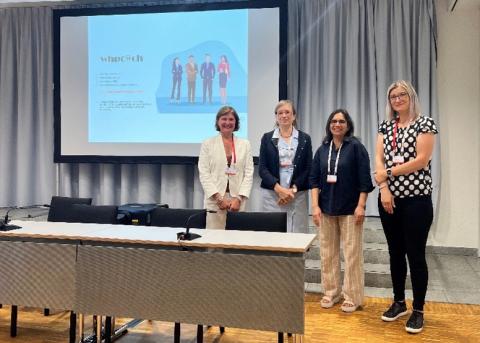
[{"x1": 378, "y1": 115, "x2": 438, "y2": 198}]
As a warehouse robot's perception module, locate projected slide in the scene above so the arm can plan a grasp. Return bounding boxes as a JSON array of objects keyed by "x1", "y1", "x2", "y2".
[
  {"x1": 56, "y1": 1, "x2": 285, "y2": 161},
  {"x1": 88, "y1": 10, "x2": 248, "y2": 143}
]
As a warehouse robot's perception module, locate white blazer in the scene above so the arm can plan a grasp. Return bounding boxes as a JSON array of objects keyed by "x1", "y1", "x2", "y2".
[{"x1": 198, "y1": 134, "x2": 254, "y2": 200}]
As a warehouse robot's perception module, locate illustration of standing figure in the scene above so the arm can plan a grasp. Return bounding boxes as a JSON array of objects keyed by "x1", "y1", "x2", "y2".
[
  {"x1": 170, "y1": 57, "x2": 182, "y2": 103},
  {"x1": 186, "y1": 55, "x2": 198, "y2": 103},
  {"x1": 200, "y1": 54, "x2": 215, "y2": 104},
  {"x1": 218, "y1": 55, "x2": 230, "y2": 105}
]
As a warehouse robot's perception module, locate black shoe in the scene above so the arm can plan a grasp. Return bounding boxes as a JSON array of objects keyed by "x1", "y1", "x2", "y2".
[
  {"x1": 381, "y1": 301, "x2": 408, "y2": 322},
  {"x1": 405, "y1": 310, "x2": 424, "y2": 333}
]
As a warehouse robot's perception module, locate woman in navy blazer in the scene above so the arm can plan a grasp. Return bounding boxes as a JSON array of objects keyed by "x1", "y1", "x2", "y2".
[{"x1": 259, "y1": 100, "x2": 312, "y2": 233}]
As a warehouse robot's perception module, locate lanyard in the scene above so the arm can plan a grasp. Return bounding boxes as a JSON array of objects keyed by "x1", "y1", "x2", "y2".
[
  {"x1": 392, "y1": 120, "x2": 399, "y2": 152},
  {"x1": 392, "y1": 120, "x2": 410, "y2": 156},
  {"x1": 230, "y1": 135, "x2": 236, "y2": 165},
  {"x1": 327, "y1": 140, "x2": 342, "y2": 175}
]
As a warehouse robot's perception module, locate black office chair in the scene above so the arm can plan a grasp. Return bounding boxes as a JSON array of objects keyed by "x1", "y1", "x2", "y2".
[
  {"x1": 225, "y1": 211, "x2": 288, "y2": 340},
  {"x1": 10, "y1": 196, "x2": 92, "y2": 341},
  {"x1": 150, "y1": 207, "x2": 206, "y2": 229},
  {"x1": 149, "y1": 207, "x2": 207, "y2": 343},
  {"x1": 68, "y1": 204, "x2": 119, "y2": 224},
  {"x1": 47, "y1": 196, "x2": 93, "y2": 222},
  {"x1": 226, "y1": 211, "x2": 287, "y2": 233}
]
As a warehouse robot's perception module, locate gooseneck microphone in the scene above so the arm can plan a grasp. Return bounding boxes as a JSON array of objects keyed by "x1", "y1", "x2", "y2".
[
  {"x1": 177, "y1": 209, "x2": 216, "y2": 241},
  {"x1": 0, "y1": 204, "x2": 50, "y2": 231},
  {"x1": 0, "y1": 207, "x2": 20, "y2": 231}
]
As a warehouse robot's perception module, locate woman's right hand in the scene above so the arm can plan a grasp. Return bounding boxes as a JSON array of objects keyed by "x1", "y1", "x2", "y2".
[
  {"x1": 380, "y1": 187, "x2": 395, "y2": 214},
  {"x1": 213, "y1": 193, "x2": 229, "y2": 211},
  {"x1": 312, "y1": 206, "x2": 322, "y2": 228},
  {"x1": 274, "y1": 184, "x2": 295, "y2": 205},
  {"x1": 217, "y1": 198, "x2": 231, "y2": 211}
]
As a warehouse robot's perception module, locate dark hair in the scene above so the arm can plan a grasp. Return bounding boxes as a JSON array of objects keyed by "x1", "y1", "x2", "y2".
[
  {"x1": 172, "y1": 57, "x2": 179, "y2": 68},
  {"x1": 215, "y1": 106, "x2": 240, "y2": 131},
  {"x1": 323, "y1": 109, "x2": 355, "y2": 143},
  {"x1": 220, "y1": 55, "x2": 229, "y2": 63},
  {"x1": 188, "y1": 54, "x2": 194, "y2": 58}
]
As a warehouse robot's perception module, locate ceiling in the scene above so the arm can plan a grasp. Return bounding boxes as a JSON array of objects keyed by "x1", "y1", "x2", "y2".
[{"x1": 0, "y1": 0, "x2": 479, "y2": 10}]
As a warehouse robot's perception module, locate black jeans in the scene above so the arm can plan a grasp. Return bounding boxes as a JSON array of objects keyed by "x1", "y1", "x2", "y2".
[{"x1": 378, "y1": 195, "x2": 433, "y2": 311}]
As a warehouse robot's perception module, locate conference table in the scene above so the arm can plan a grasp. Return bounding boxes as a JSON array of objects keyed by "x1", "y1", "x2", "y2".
[{"x1": 0, "y1": 220, "x2": 316, "y2": 342}]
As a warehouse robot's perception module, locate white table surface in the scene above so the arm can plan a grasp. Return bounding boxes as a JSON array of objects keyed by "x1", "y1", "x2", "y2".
[{"x1": 3, "y1": 220, "x2": 316, "y2": 253}]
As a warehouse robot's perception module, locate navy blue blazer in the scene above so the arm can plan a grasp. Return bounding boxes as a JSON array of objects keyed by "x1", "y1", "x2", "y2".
[{"x1": 259, "y1": 129, "x2": 312, "y2": 191}]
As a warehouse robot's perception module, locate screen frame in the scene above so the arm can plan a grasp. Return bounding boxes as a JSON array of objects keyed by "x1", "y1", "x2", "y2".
[{"x1": 53, "y1": 0, "x2": 288, "y2": 164}]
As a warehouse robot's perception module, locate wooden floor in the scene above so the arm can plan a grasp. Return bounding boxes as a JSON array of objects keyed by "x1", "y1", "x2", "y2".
[{"x1": 1, "y1": 294, "x2": 479, "y2": 342}]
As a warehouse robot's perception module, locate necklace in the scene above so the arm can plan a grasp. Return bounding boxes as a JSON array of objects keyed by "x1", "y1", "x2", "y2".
[{"x1": 279, "y1": 127, "x2": 293, "y2": 138}]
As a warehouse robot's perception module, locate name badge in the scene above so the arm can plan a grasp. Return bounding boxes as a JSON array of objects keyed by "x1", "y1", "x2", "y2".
[
  {"x1": 393, "y1": 155, "x2": 405, "y2": 164},
  {"x1": 225, "y1": 166, "x2": 237, "y2": 175},
  {"x1": 327, "y1": 175, "x2": 337, "y2": 183}
]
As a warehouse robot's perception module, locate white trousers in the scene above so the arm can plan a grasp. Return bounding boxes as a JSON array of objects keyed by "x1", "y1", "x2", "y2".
[
  {"x1": 261, "y1": 189, "x2": 309, "y2": 233},
  {"x1": 204, "y1": 192, "x2": 246, "y2": 230},
  {"x1": 318, "y1": 214, "x2": 364, "y2": 306}
]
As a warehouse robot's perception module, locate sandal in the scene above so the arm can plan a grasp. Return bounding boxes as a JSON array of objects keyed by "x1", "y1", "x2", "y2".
[
  {"x1": 320, "y1": 295, "x2": 341, "y2": 309},
  {"x1": 341, "y1": 300, "x2": 358, "y2": 313}
]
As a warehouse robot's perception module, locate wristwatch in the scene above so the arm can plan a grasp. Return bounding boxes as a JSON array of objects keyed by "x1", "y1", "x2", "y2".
[{"x1": 386, "y1": 168, "x2": 393, "y2": 178}]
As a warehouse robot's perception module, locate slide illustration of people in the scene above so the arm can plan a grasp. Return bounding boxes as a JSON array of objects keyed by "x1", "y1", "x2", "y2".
[
  {"x1": 170, "y1": 57, "x2": 182, "y2": 103},
  {"x1": 186, "y1": 55, "x2": 198, "y2": 103},
  {"x1": 200, "y1": 53, "x2": 215, "y2": 104},
  {"x1": 218, "y1": 55, "x2": 230, "y2": 105}
]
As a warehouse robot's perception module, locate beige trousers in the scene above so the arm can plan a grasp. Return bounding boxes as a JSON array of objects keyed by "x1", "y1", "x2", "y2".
[
  {"x1": 205, "y1": 192, "x2": 246, "y2": 230},
  {"x1": 318, "y1": 214, "x2": 364, "y2": 306}
]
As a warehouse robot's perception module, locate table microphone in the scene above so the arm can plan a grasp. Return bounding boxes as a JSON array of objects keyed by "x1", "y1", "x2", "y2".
[
  {"x1": 177, "y1": 209, "x2": 216, "y2": 241},
  {"x1": 0, "y1": 204, "x2": 50, "y2": 231},
  {"x1": 0, "y1": 207, "x2": 21, "y2": 231}
]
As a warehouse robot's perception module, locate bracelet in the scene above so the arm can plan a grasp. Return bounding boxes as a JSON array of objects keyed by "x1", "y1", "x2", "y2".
[{"x1": 379, "y1": 184, "x2": 388, "y2": 190}]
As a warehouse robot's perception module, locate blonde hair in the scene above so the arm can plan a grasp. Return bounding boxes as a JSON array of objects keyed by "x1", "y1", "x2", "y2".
[
  {"x1": 274, "y1": 100, "x2": 297, "y2": 128},
  {"x1": 385, "y1": 80, "x2": 421, "y2": 120}
]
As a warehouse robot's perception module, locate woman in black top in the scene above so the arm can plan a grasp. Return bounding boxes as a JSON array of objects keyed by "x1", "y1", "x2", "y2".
[
  {"x1": 310, "y1": 109, "x2": 374, "y2": 312},
  {"x1": 375, "y1": 80, "x2": 438, "y2": 334}
]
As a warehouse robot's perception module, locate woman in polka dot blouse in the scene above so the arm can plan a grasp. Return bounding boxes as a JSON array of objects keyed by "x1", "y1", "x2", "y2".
[{"x1": 374, "y1": 80, "x2": 438, "y2": 334}]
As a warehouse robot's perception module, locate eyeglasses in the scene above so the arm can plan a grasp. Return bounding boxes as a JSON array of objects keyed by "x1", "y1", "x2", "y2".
[
  {"x1": 389, "y1": 92, "x2": 409, "y2": 102},
  {"x1": 330, "y1": 119, "x2": 346, "y2": 125}
]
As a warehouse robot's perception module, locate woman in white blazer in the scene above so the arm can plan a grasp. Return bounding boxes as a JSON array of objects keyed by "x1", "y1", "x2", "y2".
[{"x1": 198, "y1": 106, "x2": 254, "y2": 229}]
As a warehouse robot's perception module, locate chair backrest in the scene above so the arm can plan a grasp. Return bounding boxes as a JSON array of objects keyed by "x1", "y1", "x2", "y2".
[
  {"x1": 68, "y1": 204, "x2": 118, "y2": 224},
  {"x1": 47, "y1": 196, "x2": 92, "y2": 222},
  {"x1": 150, "y1": 208, "x2": 206, "y2": 229},
  {"x1": 225, "y1": 212, "x2": 287, "y2": 233}
]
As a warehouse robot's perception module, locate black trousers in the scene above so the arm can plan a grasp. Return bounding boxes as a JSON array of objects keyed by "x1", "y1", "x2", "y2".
[
  {"x1": 171, "y1": 77, "x2": 181, "y2": 100},
  {"x1": 378, "y1": 195, "x2": 433, "y2": 311}
]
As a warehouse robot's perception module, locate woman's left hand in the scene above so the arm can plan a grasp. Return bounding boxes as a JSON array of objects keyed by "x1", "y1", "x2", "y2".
[
  {"x1": 354, "y1": 205, "x2": 365, "y2": 225},
  {"x1": 229, "y1": 198, "x2": 241, "y2": 212}
]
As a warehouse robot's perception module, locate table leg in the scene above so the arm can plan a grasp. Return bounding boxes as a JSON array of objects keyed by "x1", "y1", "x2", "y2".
[
  {"x1": 10, "y1": 305, "x2": 17, "y2": 337},
  {"x1": 197, "y1": 325, "x2": 203, "y2": 343},
  {"x1": 105, "y1": 316, "x2": 112, "y2": 343},
  {"x1": 69, "y1": 311, "x2": 76, "y2": 343},
  {"x1": 173, "y1": 322, "x2": 180, "y2": 343}
]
